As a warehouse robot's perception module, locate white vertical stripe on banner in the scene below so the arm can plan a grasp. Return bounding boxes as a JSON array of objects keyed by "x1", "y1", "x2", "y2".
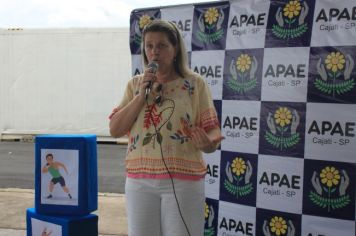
[
  {"x1": 305, "y1": 103, "x2": 356, "y2": 163},
  {"x1": 261, "y1": 47, "x2": 310, "y2": 102},
  {"x1": 226, "y1": 0, "x2": 270, "y2": 50},
  {"x1": 301, "y1": 214, "x2": 355, "y2": 236},
  {"x1": 311, "y1": 0, "x2": 356, "y2": 47},
  {"x1": 217, "y1": 201, "x2": 256, "y2": 236},
  {"x1": 191, "y1": 50, "x2": 225, "y2": 100},
  {"x1": 204, "y1": 150, "x2": 221, "y2": 200},
  {"x1": 221, "y1": 100, "x2": 261, "y2": 154},
  {"x1": 161, "y1": 5, "x2": 194, "y2": 52},
  {"x1": 131, "y1": 54, "x2": 143, "y2": 76},
  {"x1": 256, "y1": 155, "x2": 304, "y2": 214}
]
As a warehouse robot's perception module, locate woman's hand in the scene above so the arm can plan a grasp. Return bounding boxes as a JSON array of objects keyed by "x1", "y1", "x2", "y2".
[
  {"x1": 140, "y1": 67, "x2": 157, "y2": 100},
  {"x1": 109, "y1": 70, "x2": 156, "y2": 138},
  {"x1": 191, "y1": 127, "x2": 224, "y2": 153}
]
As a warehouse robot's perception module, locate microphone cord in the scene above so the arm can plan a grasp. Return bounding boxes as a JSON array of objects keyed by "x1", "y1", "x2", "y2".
[{"x1": 145, "y1": 99, "x2": 192, "y2": 236}]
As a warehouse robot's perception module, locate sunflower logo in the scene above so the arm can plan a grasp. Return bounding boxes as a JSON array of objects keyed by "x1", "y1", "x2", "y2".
[
  {"x1": 263, "y1": 217, "x2": 295, "y2": 236},
  {"x1": 269, "y1": 216, "x2": 288, "y2": 236},
  {"x1": 274, "y1": 107, "x2": 292, "y2": 128},
  {"x1": 265, "y1": 107, "x2": 300, "y2": 150},
  {"x1": 204, "y1": 7, "x2": 219, "y2": 25},
  {"x1": 315, "y1": 51, "x2": 355, "y2": 98},
  {"x1": 196, "y1": 7, "x2": 225, "y2": 43},
  {"x1": 272, "y1": 1, "x2": 309, "y2": 39},
  {"x1": 309, "y1": 166, "x2": 351, "y2": 212},
  {"x1": 204, "y1": 202, "x2": 209, "y2": 218},
  {"x1": 224, "y1": 157, "x2": 253, "y2": 199},
  {"x1": 204, "y1": 202, "x2": 215, "y2": 236},
  {"x1": 231, "y1": 157, "x2": 247, "y2": 176},
  {"x1": 325, "y1": 52, "x2": 346, "y2": 73},
  {"x1": 320, "y1": 166, "x2": 340, "y2": 188},
  {"x1": 132, "y1": 14, "x2": 153, "y2": 47},
  {"x1": 283, "y1": 1, "x2": 302, "y2": 19},
  {"x1": 236, "y1": 54, "x2": 252, "y2": 73},
  {"x1": 228, "y1": 53, "x2": 258, "y2": 93},
  {"x1": 139, "y1": 15, "x2": 152, "y2": 29}
]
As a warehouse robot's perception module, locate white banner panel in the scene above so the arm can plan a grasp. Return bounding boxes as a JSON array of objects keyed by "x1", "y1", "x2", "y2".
[
  {"x1": 221, "y1": 100, "x2": 261, "y2": 154},
  {"x1": 305, "y1": 103, "x2": 356, "y2": 163},
  {"x1": 204, "y1": 151, "x2": 221, "y2": 200},
  {"x1": 226, "y1": 0, "x2": 270, "y2": 50},
  {"x1": 161, "y1": 5, "x2": 194, "y2": 52},
  {"x1": 261, "y1": 47, "x2": 310, "y2": 102},
  {"x1": 311, "y1": 0, "x2": 356, "y2": 47},
  {"x1": 131, "y1": 54, "x2": 143, "y2": 76},
  {"x1": 257, "y1": 155, "x2": 304, "y2": 214},
  {"x1": 218, "y1": 201, "x2": 256, "y2": 236},
  {"x1": 302, "y1": 214, "x2": 355, "y2": 236},
  {"x1": 191, "y1": 50, "x2": 225, "y2": 100}
]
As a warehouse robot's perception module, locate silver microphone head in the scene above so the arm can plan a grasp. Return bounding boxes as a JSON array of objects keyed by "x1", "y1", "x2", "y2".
[
  {"x1": 145, "y1": 61, "x2": 158, "y2": 100},
  {"x1": 147, "y1": 61, "x2": 159, "y2": 73}
]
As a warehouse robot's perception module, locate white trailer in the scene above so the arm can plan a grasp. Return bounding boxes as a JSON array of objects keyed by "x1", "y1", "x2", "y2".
[{"x1": 0, "y1": 28, "x2": 131, "y2": 141}]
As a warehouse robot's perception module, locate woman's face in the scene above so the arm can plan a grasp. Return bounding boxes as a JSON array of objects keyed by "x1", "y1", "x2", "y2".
[{"x1": 144, "y1": 32, "x2": 177, "y2": 72}]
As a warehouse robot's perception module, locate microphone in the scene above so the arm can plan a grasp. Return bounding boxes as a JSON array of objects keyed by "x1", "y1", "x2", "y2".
[{"x1": 145, "y1": 61, "x2": 159, "y2": 100}]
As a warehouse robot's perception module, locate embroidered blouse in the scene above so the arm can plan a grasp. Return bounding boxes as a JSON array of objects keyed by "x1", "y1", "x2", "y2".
[{"x1": 115, "y1": 72, "x2": 219, "y2": 180}]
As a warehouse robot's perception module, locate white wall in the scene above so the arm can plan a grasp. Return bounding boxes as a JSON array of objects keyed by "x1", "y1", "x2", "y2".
[{"x1": 0, "y1": 28, "x2": 131, "y2": 137}]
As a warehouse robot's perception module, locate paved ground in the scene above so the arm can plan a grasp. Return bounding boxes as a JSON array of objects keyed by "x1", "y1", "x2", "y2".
[
  {"x1": 0, "y1": 188, "x2": 128, "y2": 236},
  {"x1": 0, "y1": 141, "x2": 127, "y2": 193},
  {"x1": 0, "y1": 141, "x2": 129, "y2": 235}
]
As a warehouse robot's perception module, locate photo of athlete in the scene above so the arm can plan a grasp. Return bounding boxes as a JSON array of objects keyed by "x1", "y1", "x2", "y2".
[
  {"x1": 41, "y1": 227, "x2": 52, "y2": 236},
  {"x1": 31, "y1": 218, "x2": 62, "y2": 236},
  {"x1": 42, "y1": 153, "x2": 72, "y2": 199}
]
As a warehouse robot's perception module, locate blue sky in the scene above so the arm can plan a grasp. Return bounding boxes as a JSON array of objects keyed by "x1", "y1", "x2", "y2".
[{"x1": 0, "y1": 0, "x2": 208, "y2": 28}]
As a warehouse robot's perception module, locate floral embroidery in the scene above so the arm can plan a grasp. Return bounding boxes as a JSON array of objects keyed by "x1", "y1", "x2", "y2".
[
  {"x1": 127, "y1": 134, "x2": 139, "y2": 153},
  {"x1": 124, "y1": 74, "x2": 218, "y2": 180},
  {"x1": 143, "y1": 104, "x2": 162, "y2": 129},
  {"x1": 170, "y1": 113, "x2": 193, "y2": 144},
  {"x1": 143, "y1": 99, "x2": 175, "y2": 147},
  {"x1": 182, "y1": 80, "x2": 195, "y2": 96}
]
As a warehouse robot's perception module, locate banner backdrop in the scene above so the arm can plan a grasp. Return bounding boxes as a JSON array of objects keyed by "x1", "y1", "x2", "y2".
[{"x1": 130, "y1": 0, "x2": 356, "y2": 235}]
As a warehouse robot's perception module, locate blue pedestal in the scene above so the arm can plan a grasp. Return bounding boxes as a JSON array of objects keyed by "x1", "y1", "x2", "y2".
[
  {"x1": 26, "y1": 208, "x2": 98, "y2": 236},
  {"x1": 35, "y1": 134, "x2": 97, "y2": 215}
]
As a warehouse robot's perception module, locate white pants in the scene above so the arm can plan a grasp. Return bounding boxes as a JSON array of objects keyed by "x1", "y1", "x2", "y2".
[{"x1": 125, "y1": 177, "x2": 205, "y2": 236}]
